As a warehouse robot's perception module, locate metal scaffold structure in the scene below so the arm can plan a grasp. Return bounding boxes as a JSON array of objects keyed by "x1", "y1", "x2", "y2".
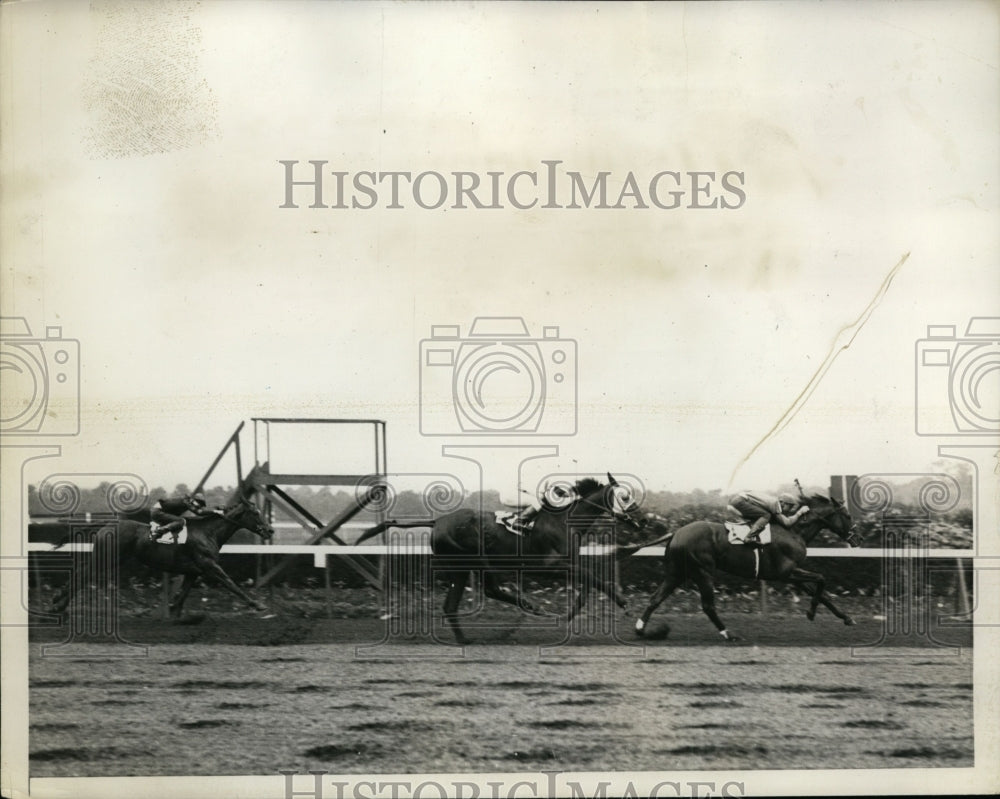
[{"x1": 194, "y1": 417, "x2": 389, "y2": 589}]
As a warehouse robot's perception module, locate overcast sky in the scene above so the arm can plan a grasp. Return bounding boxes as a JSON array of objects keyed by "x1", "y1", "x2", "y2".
[{"x1": 2, "y1": 2, "x2": 997, "y2": 505}]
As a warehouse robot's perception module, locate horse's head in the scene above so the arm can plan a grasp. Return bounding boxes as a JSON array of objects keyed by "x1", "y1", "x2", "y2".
[
  {"x1": 601, "y1": 473, "x2": 646, "y2": 531},
  {"x1": 799, "y1": 492, "x2": 859, "y2": 547},
  {"x1": 224, "y1": 494, "x2": 274, "y2": 542}
]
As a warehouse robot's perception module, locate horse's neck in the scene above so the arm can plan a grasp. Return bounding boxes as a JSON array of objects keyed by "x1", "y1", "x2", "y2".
[
  {"x1": 793, "y1": 516, "x2": 825, "y2": 544},
  {"x1": 196, "y1": 514, "x2": 238, "y2": 546},
  {"x1": 538, "y1": 498, "x2": 608, "y2": 539},
  {"x1": 567, "y1": 496, "x2": 609, "y2": 524}
]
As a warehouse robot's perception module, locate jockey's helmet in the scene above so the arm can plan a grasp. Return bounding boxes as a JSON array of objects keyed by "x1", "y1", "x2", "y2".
[{"x1": 778, "y1": 492, "x2": 798, "y2": 511}]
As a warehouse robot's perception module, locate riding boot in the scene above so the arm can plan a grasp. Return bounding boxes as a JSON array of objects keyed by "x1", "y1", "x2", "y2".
[
  {"x1": 512, "y1": 506, "x2": 539, "y2": 532},
  {"x1": 744, "y1": 519, "x2": 765, "y2": 546}
]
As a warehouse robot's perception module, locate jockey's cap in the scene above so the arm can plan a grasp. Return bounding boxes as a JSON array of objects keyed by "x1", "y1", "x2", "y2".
[{"x1": 778, "y1": 492, "x2": 798, "y2": 506}]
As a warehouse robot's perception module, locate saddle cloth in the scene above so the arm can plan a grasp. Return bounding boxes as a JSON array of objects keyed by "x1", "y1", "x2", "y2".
[
  {"x1": 494, "y1": 511, "x2": 526, "y2": 536},
  {"x1": 725, "y1": 521, "x2": 771, "y2": 546},
  {"x1": 150, "y1": 523, "x2": 188, "y2": 545}
]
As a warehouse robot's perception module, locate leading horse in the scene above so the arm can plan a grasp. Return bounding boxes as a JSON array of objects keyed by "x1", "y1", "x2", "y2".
[
  {"x1": 624, "y1": 484, "x2": 860, "y2": 642},
  {"x1": 51, "y1": 490, "x2": 274, "y2": 619},
  {"x1": 355, "y1": 474, "x2": 647, "y2": 644}
]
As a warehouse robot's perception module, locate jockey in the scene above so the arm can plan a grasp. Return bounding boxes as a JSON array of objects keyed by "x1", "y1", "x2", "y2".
[
  {"x1": 149, "y1": 491, "x2": 212, "y2": 544},
  {"x1": 727, "y1": 490, "x2": 810, "y2": 546},
  {"x1": 510, "y1": 482, "x2": 579, "y2": 533}
]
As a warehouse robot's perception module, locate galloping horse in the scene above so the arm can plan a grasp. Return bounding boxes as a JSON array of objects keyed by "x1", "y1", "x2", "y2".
[
  {"x1": 625, "y1": 486, "x2": 860, "y2": 642},
  {"x1": 51, "y1": 490, "x2": 274, "y2": 619},
  {"x1": 355, "y1": 474, "x2": 647, "y2": 644}
]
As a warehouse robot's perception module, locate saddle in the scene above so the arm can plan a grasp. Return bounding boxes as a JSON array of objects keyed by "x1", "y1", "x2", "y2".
[
  {"x1": 725, "y1": 521, "x2": 771, "y2": 546},
  {"x1": 494, "y1": 511, "x2": 527, "y2": 536}
]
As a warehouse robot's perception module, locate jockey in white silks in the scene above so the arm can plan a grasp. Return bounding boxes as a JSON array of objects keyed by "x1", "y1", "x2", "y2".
[{"x1": 506, "y1": 480, "x2": 580, "y2": 533}]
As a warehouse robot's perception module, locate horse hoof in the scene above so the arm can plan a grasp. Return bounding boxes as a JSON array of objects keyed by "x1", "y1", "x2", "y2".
[
  {"x1": 173, "y1": 613, "x2": 206, "y2": 626},
  {"x1": 637, "y1": 620, "x2": 669, "y2": 640},
  {"x1": 806, "y1": 612, "x2": 816, "y2": 622},
  {"x1": 844, "y1": 617, "x2": 856, "y2": 626}
]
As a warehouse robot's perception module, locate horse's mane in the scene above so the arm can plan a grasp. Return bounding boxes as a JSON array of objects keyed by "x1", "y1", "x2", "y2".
[
  {"x1": 803, "y1": 492, "x2": 838, "y2": 509},
  {"x1": 574, "y1": 477, "x2": 603, "y2": 497}
]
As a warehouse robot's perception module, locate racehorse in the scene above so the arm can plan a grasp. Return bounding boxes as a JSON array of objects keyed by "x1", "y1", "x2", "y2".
[
  {"x1": 623, "y1": 485, "x2": 860, "y2": 642},
  {"x1": 51, "y1": 490, "x2": 274, "y2": 620},
  {"x1": 355, "y1": 474, "x2": 647, "y2": 644}
]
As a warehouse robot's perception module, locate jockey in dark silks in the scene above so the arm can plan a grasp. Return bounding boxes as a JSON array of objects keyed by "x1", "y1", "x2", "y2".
[
  {"x1": 149, "y1": 492, "x2": 213, "y2": 544},
  {"x1": 727, "y1": 490, "x2": 810, "y2": 546}
]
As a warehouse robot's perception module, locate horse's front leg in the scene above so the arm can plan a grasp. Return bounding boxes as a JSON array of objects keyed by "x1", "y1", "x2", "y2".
[
  {"x1": 634, "y1": 558, "x2": 682, "y2": 637},
  {"x1": 51, "y1": 581, "x2": 73, "y2": 615},
  {"x1": 787, "y1": 566, "x2": 827, "y2": 621},
  {"x1": 168, "y1": 574, "x2": 199, "y2": 618},
  {"x1": 194, "y1": 557, "x2": 265, "y2": 612},
  {"x1": 568, "y1": 564, "x2": 628, "y2": 622},
  {"x1": 787, "y1": 567, "x2": 855, "y2": 625},
  {"x1": 441, "y1": 571, "x2": 470, "y2": 645}
]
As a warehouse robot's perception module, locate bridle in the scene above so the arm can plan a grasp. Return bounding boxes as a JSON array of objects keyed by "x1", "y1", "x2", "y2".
[
  {"x1": 220, "y1": 497, "x2": 272, "y2": 539},
  {"x1": 799, "y1": 499, "x2": 859, "y2": 547}
]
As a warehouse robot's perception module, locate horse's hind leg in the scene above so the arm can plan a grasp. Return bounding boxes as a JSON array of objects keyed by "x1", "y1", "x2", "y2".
[
  {"x1": 691, "y1": 568, "x2": 738, "y2": 642},
  {"x1": 441, "y1": 571, "x2": 471, "y2": 645},
  {"x1": 635, "y1": 558, "x2": 682, "y2": 637},
  {"x1": 483, "y1": 573, "x2": 544, "y2": 616}
]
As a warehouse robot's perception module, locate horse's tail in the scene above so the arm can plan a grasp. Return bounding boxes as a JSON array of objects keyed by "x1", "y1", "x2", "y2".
[
  {"x1": 614, "y1": 530, "x2": 675, "y2": 559},
  {"x1": 354, "y1": 519, "x2": 432, "y2": 545}
]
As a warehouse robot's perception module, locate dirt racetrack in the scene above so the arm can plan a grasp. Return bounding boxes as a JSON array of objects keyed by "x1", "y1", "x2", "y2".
[{"x1": 28, "y1": 587, "x2": 973, "y2": 777}]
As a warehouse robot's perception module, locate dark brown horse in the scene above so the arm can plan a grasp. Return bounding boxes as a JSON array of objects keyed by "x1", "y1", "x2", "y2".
[
  {"x1": 355, "y1": 474, "x2": 647, "y2": 643},
  {"x1": 625, "y1": 487, "x2": 860, "y2": 642},
  {"x1": 51, "y1": 490, "x2": 274, "y2": 619}
]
